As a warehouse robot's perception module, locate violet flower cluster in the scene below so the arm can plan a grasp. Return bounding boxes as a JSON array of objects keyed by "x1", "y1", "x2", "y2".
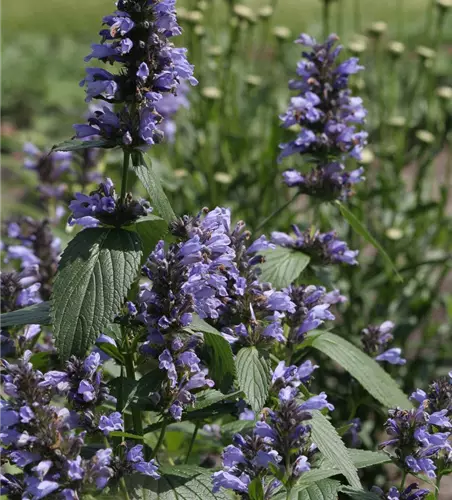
[
  {"x1": 213, "y1": 361, "x2": 334, "y2": 495},
  {"x1": 279, "y1": 34, "x2": 367, "y2": 200},
  {"x1": 380, "y1": 374, "x2": 452, "y2": 479},
  {"x1": 0, "y1": 351, "x2": 159, "y2": 499},
  {"x1": 371, "y1": 483, "x2": 430, "y2": 500},
  {"x1": 75, "y1": 0, "x2": 197, "y2": 148},
  {"x1": 271, "y1": 225, "x2": 359, "y2": 266},
  {"x1": 69, "y1": 177, "x2": 152, "y2": 227},
  {"x1": 361, "y1": 320, "x2": 406, "y2": 366}
]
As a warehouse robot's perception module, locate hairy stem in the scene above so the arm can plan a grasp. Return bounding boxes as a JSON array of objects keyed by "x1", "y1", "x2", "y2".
[{"x1": 123, "y1": 326, "x2": 143, "y2": 438}]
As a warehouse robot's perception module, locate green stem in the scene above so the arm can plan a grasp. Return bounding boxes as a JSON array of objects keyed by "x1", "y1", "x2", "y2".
[
  {"x1": 399, "y1": 469, "x2": 407, "y2": 491},
  {"x1": 256, "y1": 192, "x2": 299, "y2": 231},
  {"x1": 121, "y1": 150, "x2": 130, "y2": 203},
  {"x1": 119, "y1": 478, "x2": 131, "y2": 500},
  {"x1": 123, "y1": 326, "x2": 143, "y2": 438},
  {"x1": 184, "y1": 422, "x2": 200, "y2": 464},
  {"x1": 151, "y1": 420, "x2": 168, "y2": 459},
  {"x1": 435, "y1": 475, "x2": 441, "y2": 499}
]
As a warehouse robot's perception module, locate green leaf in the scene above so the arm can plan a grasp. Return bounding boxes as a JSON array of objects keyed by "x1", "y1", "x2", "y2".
[
  {"x1": 310, "y1": 411, "x2": 361, "y2": 489},
  {"x1": 288, "y1": 479, "x2": 342, "y2": 500},
  {"x1": 110, "y1": 431, "x2": 144, "y2": 440},
  {"x1": 311, "y1": 332, "x2": 411, "y2": 409},
  {"x1": 95, "y1": 340, "x2": 125, "y2": 365},
  {"x1": 133, "y1": 215, "x2": 168, "y2": 260},
  {"x1": 339, "y1": 487, "x2": 380, "y2": 500},
  {"x1": 127, "y1": 467, "x2": 230, "y2": 500},
  {"x1": 301, "y1": 450, "x2": 390, "y2": 485},
  {"x1": 189, "y1": 389, "x2": 242, "y2": 412},
  {"x1": 189, "y1": 316, "x2": 236, "y2": 390},
  {"x1": 347, "y1": 450, "x2": 390, "y2": 469},
  {"x1": 51, "y1": 228, "x2": 142, "y2": 358},
  {"x1": 1, "y1": 301, "x2": 51, "y2": 327},
  {"x1": 336, "y1": 201, "x2": 402, "y2": 282},
  {"x1": 131, "y1": 153, "x2": 176, "y2": 223},
  {"x1": 248, "y1": 478, "x2": 264, "y2": 500},
  {"x1": 51, "y1": 138, "x2": 115, "y2": 152},
  {"x1": 220, "y1": 419, "x2": 256, "y2": 439},
  {"x1": 258, "y1": 247, "x2": 310, "y2": 289},
  {"x1": 236, "y1": 347, "x2": 271, "y2": 413}
]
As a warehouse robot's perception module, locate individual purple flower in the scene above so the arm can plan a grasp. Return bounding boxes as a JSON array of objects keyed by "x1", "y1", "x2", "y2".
[
  {"x1": 279, "y1": 34, "x2": 367, "y2": 200},
  {"x1": 126, "y1": 445, "x2": 160, "y2": 479},
  {"x1": 98, "y1": 412, "x2": 124, "y2": 435},
  {"x1": 361, "y1": 321, "x2": 406, "y2": 366},
  {"x1": 271, "y1": 225, "x2": 358, "y2": 266},
  {"x1": 75, "y1": 0, "x2": 197, "y2": 148}
]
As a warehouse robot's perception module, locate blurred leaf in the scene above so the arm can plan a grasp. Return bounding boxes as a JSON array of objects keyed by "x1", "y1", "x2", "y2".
[
  {"x1": 336, "y1": 201, "x2": 402, "y2": 282},
  {"x1": 51, "y1": 228, "x2": 142, "y2": 358},
  {"x1": 132, "y1": 153, "x2": 176, "y2": 223},
  {"x1": 258, "y1": 247, "x2": 310, "y2": 289},
  {"x1": 51, "y1": 139, "x2": 115, "y2": 151},
  {"x1": 1, "y1": 301, "x2": 51, "y2": 327},
  {"x1": 311, "y1": 333, "x2": 411, "y2": 409},
  {"x1": 310, "y1": 412, "x2": 361, "y2": 489},
  {"x1": 110, "y1": 431, "x2": 144, "y2": 440},
  {"x1": 236, "y1": 347, "x2": 271, "y2": 413},
  {"x1": 29, "y1": 352, "x2": 51, "y2": 371}
]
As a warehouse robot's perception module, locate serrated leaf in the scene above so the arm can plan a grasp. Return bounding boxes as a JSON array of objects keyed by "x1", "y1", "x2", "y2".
[
  {"x1": 236, "y1": 347, "x2": 270, "y2": 413},
  {"x1": 258, "y1": 247, "x2": 310, "y2": 289},
  {"x1": 189, "y1": 389, "x2": 242, "y2": 412},
  {"x1": 51, "y1": 228, "x2": 142, "y2": 358},
  {"x1": 51, "y1": 138, "x2": 114, "y2": 151},
  {"x1": 132, "y1": 153, "x2": 176, "y2": 223},
  {"x1": 311, "y1": 332, "x2": 411, "y2": 409},
  {"x1": 133, "y1": 215, "x2": 168, "y2": 260},
  {"x1": 301, "y1": 450, "x2": 390, "y2": 485},
  {"x1": 310, "y1": 412, "x2": 361, "y2": 489},
  {"x1": 336, "y1": 201, "x2": 402, "y2": 282},
  {"x1": 288, "y1": 479, "x2": 342, "y2": 500},
  {"x1": 339, "y1": 487, "x2": 381, "y2": 499},
  {"x1": 1, "y1": 301, "x2": 51, "y2": 327},
  {"x1": 189, "y1": 316, "x2": 236, "y2": 390},
  {"x1": 347, "y1": 450, "x2": 390, "y2": 469},
  {"x1": 128, "y1": 468, "x2": 229, "y2": 500}
]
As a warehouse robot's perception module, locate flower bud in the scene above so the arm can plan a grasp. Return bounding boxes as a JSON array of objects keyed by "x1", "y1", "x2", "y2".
[
  {"x1": 194, "y1": 25, "x2": 206, "y2": 37},
  {"x1": 347, "y1": 37, "x2": 368, "y2": 55},
  {"x1": 359, "y1": 148, "x2": 375, "y2": 165},
  {"x1": 436, "y1": 86, "x2": 452, "y2": 100},
  {"x1": 201, "y1": 86, "x2": 222, "y2": 100},
  {"x1": 258, "y1": 5, "x2": 273, "y2": 18},
  {"x1": 246, "y1": 75, "x2": 262, "y2": 87},
  {"x1": 273, "y1": 26, "x2": 291, "y2": 41},
  {"x1": 185, "y1": 10, "x2": 203, "y2": 24},
  {"x1": 367, "y1": 21, "x2": 387, "y2": 38},
  {"x1": 214, "y1": 172, "x2": 233, "y2": 184},
  {"x1": 415, "y1": 130, "x2": 435, "y2": 144},
  {"x1": 385, "y1": 227, "x2": 404, "y2": 240},
  {"x1": 233, "y1": 4, "x2": 256, "y2": 24},
  {"x1": 387, "y1": 41, "x2": 405, "y2": 58},
  {"x1": 387, "y1": 116, "x2": 406, "y2": 128},
  {"x1": 416, "y1": 46, "x2": 436, "y2": 60}
]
